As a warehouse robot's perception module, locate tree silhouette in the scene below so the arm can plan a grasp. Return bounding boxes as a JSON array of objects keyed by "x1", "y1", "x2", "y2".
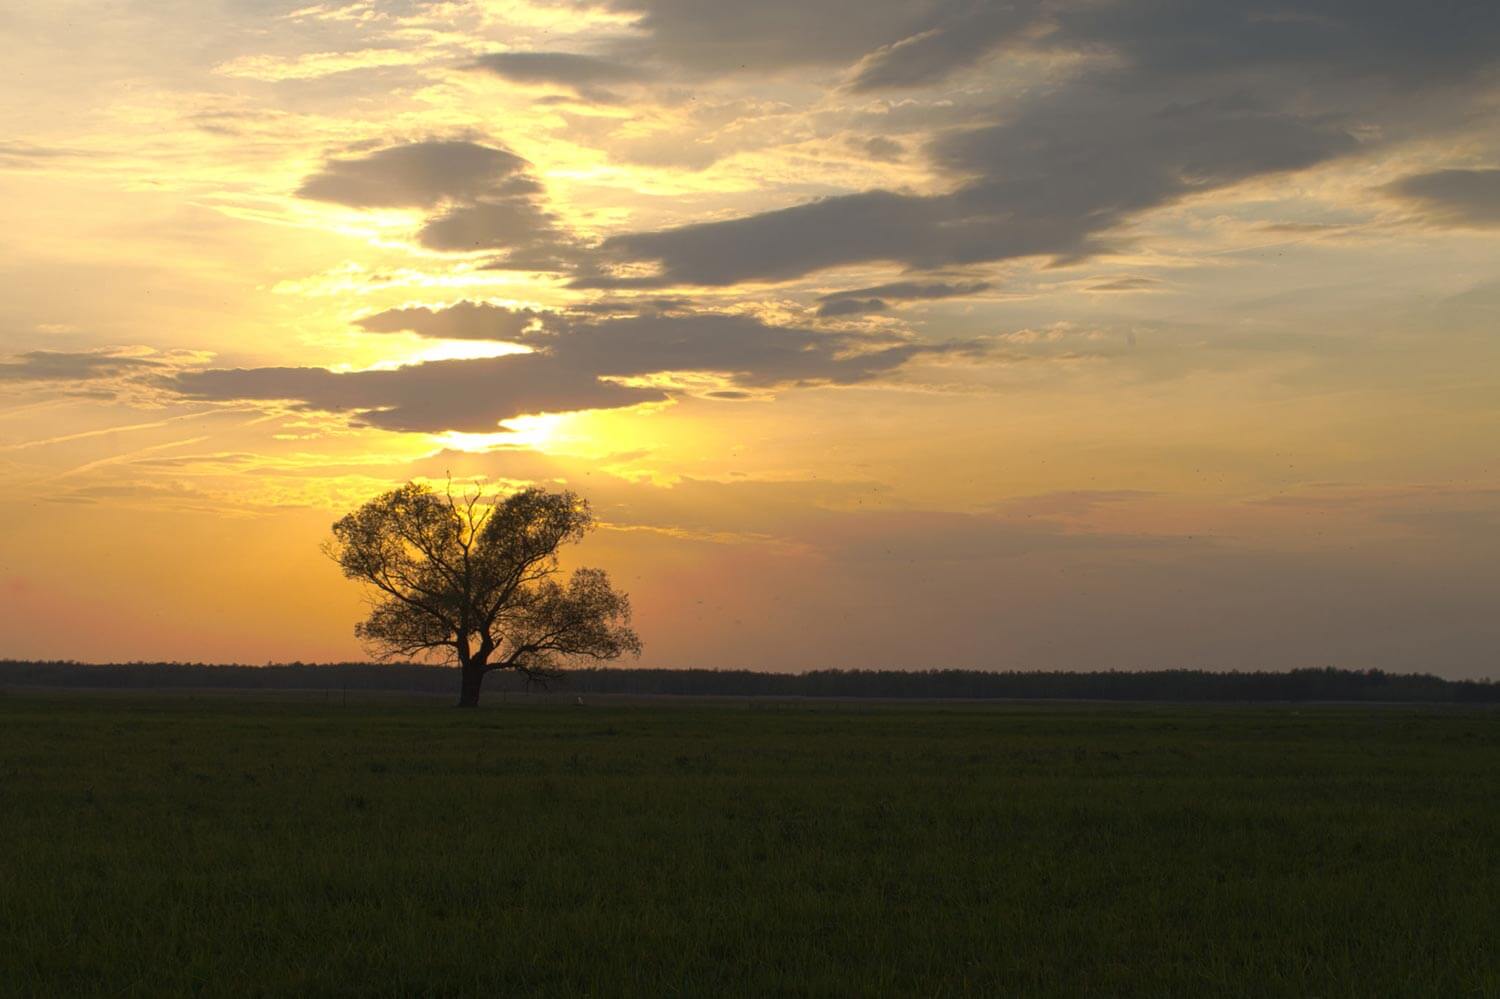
[{"x1": 324, "y1": 482, "x2": 640, "y2": 706}]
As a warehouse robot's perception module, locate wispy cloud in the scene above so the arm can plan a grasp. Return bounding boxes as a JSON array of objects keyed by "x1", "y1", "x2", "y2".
[{"x1": 214, "y1": 49, "x2": 430, "y2": 81}]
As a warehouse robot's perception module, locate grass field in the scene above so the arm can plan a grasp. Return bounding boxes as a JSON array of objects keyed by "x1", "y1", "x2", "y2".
[{"x1": 0, "y1": 692, "x2": 1496, "y2": 997}]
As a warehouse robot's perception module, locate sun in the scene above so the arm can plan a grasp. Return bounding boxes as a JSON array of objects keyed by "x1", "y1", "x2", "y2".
[
  {"x1": 392, "y1": 339, "x2": 530, "y2": 366},
  {"x1": 433, "y1": 413, "x2": 570, "y2": 454}
]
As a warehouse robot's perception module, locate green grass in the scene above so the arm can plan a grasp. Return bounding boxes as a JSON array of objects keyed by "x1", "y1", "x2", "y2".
[{"x1": 0, "y1": 692, "x2": 1496, "y2": 997}]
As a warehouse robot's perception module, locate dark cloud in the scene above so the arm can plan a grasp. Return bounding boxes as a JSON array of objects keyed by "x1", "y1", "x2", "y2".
[
  {"x1": 309, "y1": 5, "x2": 1500, "y2": 290},
  {"x1": 473, "y1": 51, "x2": 643, "y2": 85},
  {"x1": 295, "y1": 139, "x2": 585, "y2": 268},
  {"x1": 471, "y1": 51, "x2": 643, "y2": 101},
  {"x1": 1086, "y1": 277, "x2": 1163, "y2": 293},
  {"x1": 295, "y1": 140, "x2": 527, "y2": 208},
  {"x1": 568, "y1": 297, "x2": 693, "y2": 315},
  {"x1": 853, "y1": 136, "x2": 904, "y2": 161},
  {"x1": 1385, "y1": 168, "x2": 1500, "y2": 227},
  {"x1": 821, "y1": 280, "x2": 991, "y2": 302},
  {"x1": 583, "y1": 2, "x2": 1498, "y2": 289},
  {"x1": 579, "y1": 190, "x2": 938, "y2": 287},
  {"x1": 417, "y1": 189, "x2": 587, "y2": 268},
  {"x1": 1256, "y1": 221, "x2": 1352, "y2": 234},
  {"x1": 815, "y1": 279, "x2": 990, "y2": 316},
  {"x1": 602, "y1": 0, "x2": 947, "y2": 75},
  {"x1": 848, "y1": 0, "x2": 1040, "y2": 91},
  {"x1": 0, "y1": 350, "x2": 163, "y2": 382},
  {"x1": 170, "y1": 354, "x2": 666, "y2": 433},
  {"x1": 517, "y1": 312, "x2": 976, "y2": 386},
  {"x1": 169, "y1": 305, "x2": 978, "y2": 431},
  {"x1": 417, "y1": 192, "x2": 565, "y2": 252},
  {"x1": 600, "y1": 0, "x2": 1499, "y2": 93},
  {"x1": 817, "y1": 298, "x2": 889, "y2": 317},
  {"x1": 1047, "y1": 0, "x2": 1500, "y2": 91},
  {"x1": 360, "y1": 302, "x2": 988, "y2": 385},
  {"x1": 355, "y1": 302, "x2": 538, "y2": 340},
  {"x1": 588, "y1": 94, "x2": 1356, "y2": 287}
]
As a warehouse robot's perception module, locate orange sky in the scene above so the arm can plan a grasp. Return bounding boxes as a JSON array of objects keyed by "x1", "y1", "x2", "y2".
[{"x1": 2, "y1": 1, "x2": 1498, "y2": 676}]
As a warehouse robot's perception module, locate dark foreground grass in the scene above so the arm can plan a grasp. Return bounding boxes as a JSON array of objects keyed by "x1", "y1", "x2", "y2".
[{"x1": 0, "y1": 693, "x2": 1495, "y2": 997}]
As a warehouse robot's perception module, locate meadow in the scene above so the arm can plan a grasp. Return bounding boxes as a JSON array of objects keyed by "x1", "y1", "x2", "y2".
[{"x1": 0, "y1": 692, "x2": 1495, "y2": 997}]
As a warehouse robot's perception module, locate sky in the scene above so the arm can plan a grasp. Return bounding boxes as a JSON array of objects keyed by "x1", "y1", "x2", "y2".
[{"x1": 1, "y1": 0, "x2": 1498, "y2": 676}]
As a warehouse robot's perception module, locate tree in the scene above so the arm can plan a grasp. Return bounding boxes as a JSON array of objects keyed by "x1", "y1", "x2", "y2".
[{"x1": 324, "y1": 482, "x2": 641, "y2": 707}]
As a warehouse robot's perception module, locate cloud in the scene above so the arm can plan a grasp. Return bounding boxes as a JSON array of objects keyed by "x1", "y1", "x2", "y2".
[
  {"x1": 304, "y1": 7, "x2": 1499, "y2": 293},
  {"x1": 857, "y1": 136, "x2": 904, "y2": 161},
  {"x1": 355, "y1": 302, "x2": 538, "y2": 340},
  {"x1": 847, "y1": 1, "x2": 1040, "y2": 91},
  {"x1": 991, "y1": 490, "x2": 1157, "y2": 520},
  {"x1": 569, "y1": 297, "x2": 693, "y2": 315},
  {"x1": 1086, "y1": 277, "x2": 1163, "y2": 293},
  {"x1": 820, "y1": 279, "x2": 991, "y2": 303},
  {"x1": 170, "y1": 354, "x2": 667, "y2": 433},
  {"x1": 1385, "y1": 168, "x2": 1500, "y2": 227},
  {"x1": 815, "y1": 280, "x2": 989, "y2": 316},
  {"x1": 519, "y1": 312, "x2": 977, "y2": 386},
  {"x1": 817, "y1": 298, "x2": 889, "y2": 317},
  {"x1": 471, "y1": 51, "x2": 643, "y2": 101},
  {"x1": 168, "y1": 304, "x2": 980, "y2": 432},
  {"x1": 600, "y1": 0, "x2": 1500, "y2": 93},
  {"x1": 295, "y1": 140, "x2": 528, "y2": 208},
  {"x1": 582, "y1": 1, "x2": 1500, "y2": 289},
  {"x1": 215, "y1": 48, "x2": 427, "y2": 82},
  {"x1": 588, "y1": 95, "x2": 1356, "y2": 287},
  {"x1": 357, "y1": 302, "x2": 986, "y2": 385},
  {"x1": 0, "y1": 350, "x2": 164, "y2": 383},
  {"x1": 601, "y1": 0, "x2": 950, "y2": 75},
  {"x1": 417, "y1": 191, "x2": 578, "y2": 261},
  {"x1": 1255, "y1": 222, "x2": 1353, "y2": 235},
  {"x1": 1046, "y1": 0, "x2": 1500, "y2": 91},
  {"x1": 579, "y1": 190, "x2": 940, "y2": 287},
  {"x1": 296, "y1": 139, "x2": 584, "y2": 267}
]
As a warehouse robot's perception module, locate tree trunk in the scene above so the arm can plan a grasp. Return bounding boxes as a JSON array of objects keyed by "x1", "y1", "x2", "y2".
[{"x1": 457, "y1": 662, "x2": 486, "y2": 708}]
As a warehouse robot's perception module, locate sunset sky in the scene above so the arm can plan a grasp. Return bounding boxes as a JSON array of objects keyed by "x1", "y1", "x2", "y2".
[{"x1": 2, "y1": 1, "x2": 1498, "y2": 675}]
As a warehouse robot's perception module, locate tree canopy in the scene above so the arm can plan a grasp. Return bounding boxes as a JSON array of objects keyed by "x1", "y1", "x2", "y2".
[{"x1": 324, "y1": 482, "x2": 640, "y2": 706}]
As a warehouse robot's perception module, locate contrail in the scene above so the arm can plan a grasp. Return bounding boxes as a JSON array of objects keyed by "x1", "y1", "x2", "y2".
[
  {"x1": 0, "y1": 408, "x2": 238, "y2": 451},
  {"x1": 0, "y1": 398, "x2": 75, "y2": 421},
  {"x1": 50, "y1": 435, "x2": 212, "y2": 481}
]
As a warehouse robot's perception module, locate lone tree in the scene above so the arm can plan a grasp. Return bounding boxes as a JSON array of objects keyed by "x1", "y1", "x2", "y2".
[{"x1": 325, "y1": 482, "x2": 640, "y2": 707}]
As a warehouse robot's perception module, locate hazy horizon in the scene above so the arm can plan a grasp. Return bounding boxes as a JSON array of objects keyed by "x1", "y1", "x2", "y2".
[{"x1": 3, "y1": 2, "x2": 1499, "y2": 677}]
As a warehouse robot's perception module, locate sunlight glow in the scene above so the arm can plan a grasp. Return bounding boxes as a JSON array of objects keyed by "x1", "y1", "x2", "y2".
[
  {"x1": 366, "y1": 340, "x2": 531, "y2": 370},
  {"x1": 433, "y1": 413, "x2": 569, "y2": 454}
]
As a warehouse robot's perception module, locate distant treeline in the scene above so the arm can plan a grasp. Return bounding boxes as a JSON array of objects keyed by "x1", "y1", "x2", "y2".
[{"x1": 1, "y1": 661, "x2": 1496, "y2": 703}]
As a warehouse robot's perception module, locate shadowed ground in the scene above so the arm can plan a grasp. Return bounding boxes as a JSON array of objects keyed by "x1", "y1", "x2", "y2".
[{"x1": 0, "y1": 693, "x2": 1495, "y2": 996}]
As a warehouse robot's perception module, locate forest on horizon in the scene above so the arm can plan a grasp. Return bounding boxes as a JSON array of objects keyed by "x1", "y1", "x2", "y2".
[{"x1": 4, "y1": 661, "x2": 1496, "y2": 704}]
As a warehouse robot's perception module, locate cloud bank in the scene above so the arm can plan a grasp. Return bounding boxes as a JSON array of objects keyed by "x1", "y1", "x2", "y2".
[
  {"x1": 1387, "y1": 169, "x2": 1500, "y2": 227},
  {"x1": 170, "y1": 303, "x2": 982, "y2": 431},
  {"x1": 579, "y1": 1, "x2": 1498, "y2": 288}
]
